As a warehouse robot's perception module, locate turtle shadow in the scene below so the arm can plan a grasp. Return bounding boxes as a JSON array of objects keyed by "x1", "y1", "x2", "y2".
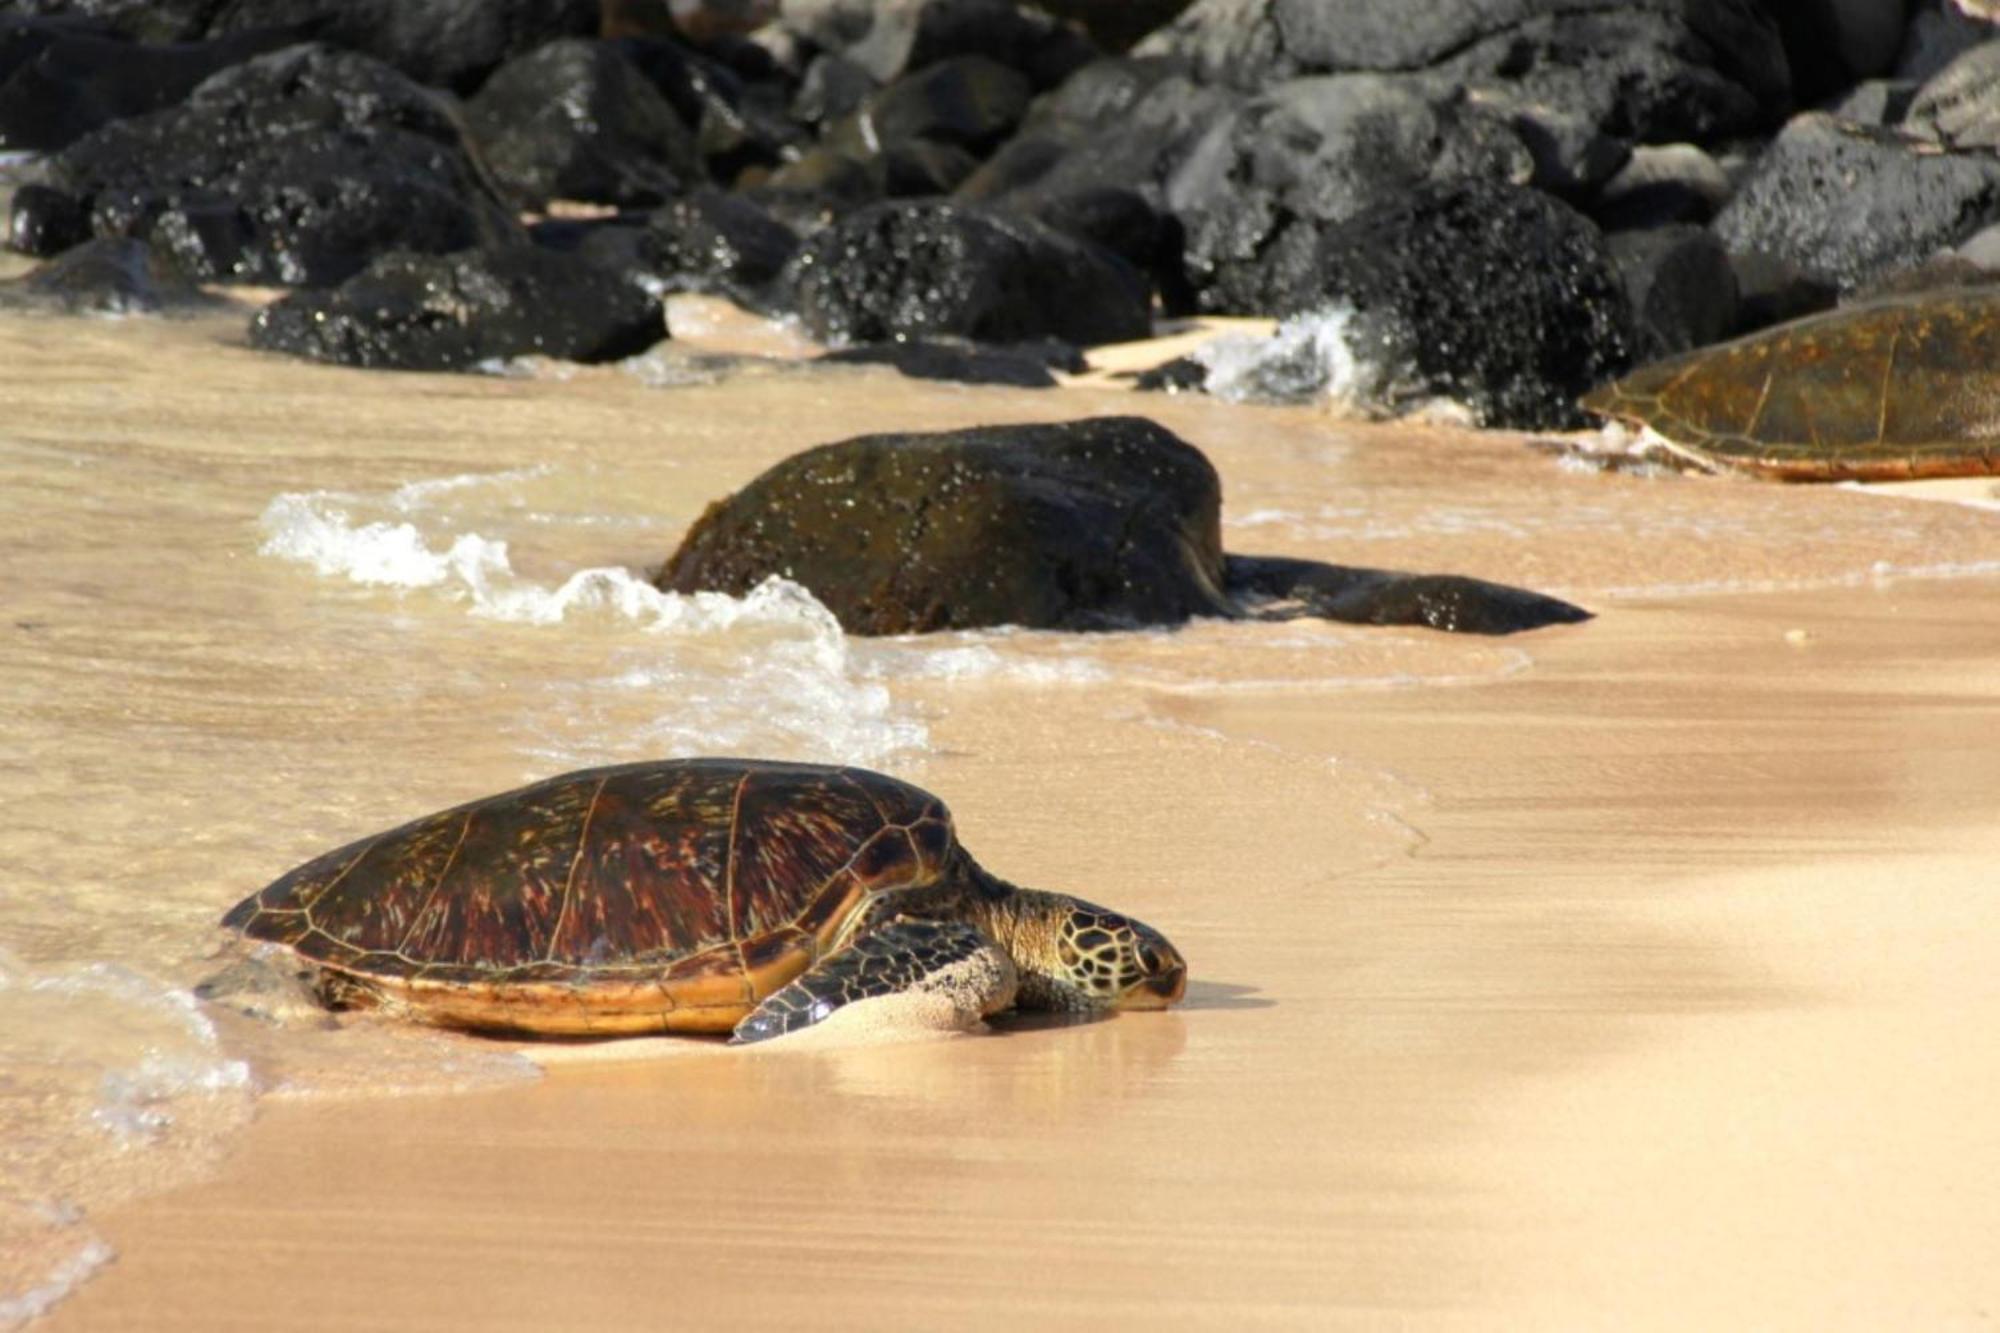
[{"x1": 1175, "y1": 979, "x2": 1272, "y2": 1011}]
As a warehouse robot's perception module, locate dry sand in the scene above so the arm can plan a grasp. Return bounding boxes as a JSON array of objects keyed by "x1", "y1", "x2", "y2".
[{"x1": 5, "y1": 304, "x2": 1998, "y2": 1330}]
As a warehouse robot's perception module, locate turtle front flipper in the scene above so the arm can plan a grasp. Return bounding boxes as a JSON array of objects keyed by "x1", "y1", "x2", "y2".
[{"x1": 729, "y1": 919, "x2": 1018, "y2": 1045}]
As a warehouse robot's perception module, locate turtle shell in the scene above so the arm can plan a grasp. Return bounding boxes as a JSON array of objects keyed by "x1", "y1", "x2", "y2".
[
  {"x1": 1582, "y1": 290, "x2": 2000, "y2": 481},
  {"x1": 223, "y1": 759, "x2": 957, "y2": 1035}
]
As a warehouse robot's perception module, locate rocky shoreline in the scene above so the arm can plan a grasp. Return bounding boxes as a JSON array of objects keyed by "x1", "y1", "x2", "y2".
[{"x1": 5, "y1": 2, "x2": 2000, "y2": 483}]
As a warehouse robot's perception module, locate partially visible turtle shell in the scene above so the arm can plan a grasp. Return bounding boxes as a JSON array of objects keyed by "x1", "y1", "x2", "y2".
[
  {"x1": 1582, "y1": 290, "x2": 2000, "y2": 481},
  {"x1": 223, "y1": 759, "x2": 956, "y2": 1035}
]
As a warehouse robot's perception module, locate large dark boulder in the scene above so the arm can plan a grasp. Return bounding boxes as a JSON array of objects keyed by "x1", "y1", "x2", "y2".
[
  {"x1": 781, "y1": 200, "x2": 1151, "y2": 346},
  {"x1": 200, "y1": 0, "x2": 599, "y2": 95},
  {"x1": 32, "y1": 43, "x2": 518, "y2": 285},
  {"x1": 1713, "y1": 111, "x2": 2000, "y2": 294},
  {"x1": 0, "y1": 17, "x2": 303, "y2": 152},
  {"x1": 1160, "y1": 73, "x2": 1530, "y2": 314},
  {"x1": 657, "y1": 415, "x2": 1588, "y2": 635},
  {"x1": 248, "y1": 246, "x2": 665, "y2": 371},
  {"x1": 465, "y1": 38, "x2": 700, "y2": 210},
  {"x1": 1302, "y1": 179, "x2": 1633, "y2": 428},
  {"x1": 1135, "y1": 0, "x2": 1789, "y2": 143}
]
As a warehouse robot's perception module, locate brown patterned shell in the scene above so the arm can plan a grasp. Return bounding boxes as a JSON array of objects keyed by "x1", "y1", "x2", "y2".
[
  {"x1": 1582, "y1": 290, "x2": 2000, "y2": 481},
  {"x1": 222, "y1": 759, "x2": 956, "y2": 1035}
]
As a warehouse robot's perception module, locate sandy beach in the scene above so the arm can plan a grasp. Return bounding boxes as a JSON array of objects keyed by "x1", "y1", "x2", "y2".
[{"x1": 5, "y1": 305, "x2": 1999, "y2": 1329}]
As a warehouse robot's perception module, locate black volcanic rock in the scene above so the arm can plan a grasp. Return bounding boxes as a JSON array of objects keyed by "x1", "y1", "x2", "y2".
[
  {"x1": 0, "y1": 236, "x2": 217, "y2": 314},
  {"x1": 1161, "y1": 73, "x2": 1531, "y2": 314},
  {"x1": 465, "y1": 38, "x2": 700, "y2": 210},
  {"x1": 1713, "y1": 111, "x2": 2000, "y2": 294},
  {"x1": 198, "y1": 0, "x2": 599, "y2": 95},
  {"x1": 1304, "y1": 179, "x2": 1633, "y2": 429},
  {"x1": 248, "y1": 246, "x2": 665, "y2": 371},
  {"x1": 0, "y1": 17, "x2": 303, "y2": 153},
  {"x1": 6, "y1": 182, "x2": 92, "y2": 256},
  {"x1": 784, "y1": 0, "x2": 1097, "y2": 89},
  {"x1": 817, "y1": 339, "x2": 1059, "y2": 387},
  {"x1": 1135, "y1": 0, "x2": 1790, "y2": 143},
  {"x1": 781, "y1": 200, "x2": 1151, "y2": 347},
  {"x1": 657, "y1": 415, "x2": 1588, "y2": 635},
  {"x1": 38, "y1": 43, "x2": 518, "y2": 285},
  {"x1": 609, "y1": 187, "x2": 800, "y2": 306},
  {"x1": 1608, "y1": 224, "x2": 1738, "y2": 361}
]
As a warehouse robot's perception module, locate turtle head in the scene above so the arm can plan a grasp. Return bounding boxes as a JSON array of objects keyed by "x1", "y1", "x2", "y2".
[{"x1": 999, "y1": 890, "x2": 1187, "y2": 1012}]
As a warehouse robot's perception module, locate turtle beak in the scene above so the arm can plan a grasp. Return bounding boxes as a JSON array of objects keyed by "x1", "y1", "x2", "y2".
[{"x1": 1121, "y1": 937, "x2": 1187, "y2": 1009}]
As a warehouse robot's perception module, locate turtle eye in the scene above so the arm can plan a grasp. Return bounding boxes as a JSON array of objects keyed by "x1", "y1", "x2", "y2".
[{"x1": 1136, "y1": 942, "x2": 1162, "y2": 974}]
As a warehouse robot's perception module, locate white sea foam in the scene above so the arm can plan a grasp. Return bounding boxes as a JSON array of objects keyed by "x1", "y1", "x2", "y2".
[
  {"x1": 1196, "y1": 304, "x2": 1385, "y2": 408},
  {"x1": 1192, "y1": 305, "x2": 1480, "y2": 422},
  {"x1": 857, "y1": 640, "x2": 1112, "y2": 685},
  {"x1": 0, "y1": 958, "x2": 254, "y2": 1326},
  {"x1": 0, "y1": 1216, "x2": 115, "y2": 1332},
  {"x1": 257, "y1": 485, "x2": 931, "y2": 766}
]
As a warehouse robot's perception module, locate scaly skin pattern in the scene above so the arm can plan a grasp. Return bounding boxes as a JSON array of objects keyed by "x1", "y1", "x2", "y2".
[{"x1": 729, "y1": 919, "x2": 1012, "y2": 1043}]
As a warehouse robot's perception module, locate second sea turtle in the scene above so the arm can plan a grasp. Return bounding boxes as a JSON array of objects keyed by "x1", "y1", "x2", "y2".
[{"x1": 1582, "y1": 289, "x2": 2000, "y2": 481}]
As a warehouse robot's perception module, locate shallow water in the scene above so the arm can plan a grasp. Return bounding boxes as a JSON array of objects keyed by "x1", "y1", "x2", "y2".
[{"x1": 4, "y1": 299, "x2": 2000, "y2": 1324}]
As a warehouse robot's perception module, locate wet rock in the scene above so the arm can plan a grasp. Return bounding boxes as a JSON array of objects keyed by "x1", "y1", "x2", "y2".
[
  {"x1": 657, "y1": 415, "x2": 1588, "y2": 634},
  {"x1": 248, "y1": 246, "x2": 666, "y2": 371},
  {"x1": 466, "y1": 39, "x2": 700, "y2": 210},
  {"x1": 0, "y1": 18, "x2": 304, "y2": 153},
  {"x1": 1608, "y1": 224, "x2": 1738, "y2": 360},
  {"x1": 829, "y1": 55, "x2": 1032, "y2": 157},
  {"x1": 1894, "y1": 0, "x2": 2000, "y2": 83},
  {"x1": 199, "y1": 0, "x2": 600, "y2": 95},
  {"x1": 0, "y1": 236, "x2": 217, "y2": 314},
  {"x1": 1903, "y1": 41, "x2": 2000, "y2": 148},
  {"x1": 1027, "y1": 0, "x2": 1193, "y2": 51},
  {"x1": 760, "y1": 136, "x2": 980, "y2": 209},
  {"x1": 1766, "y1": 0, "x2": 1909, "y2": 103},
  {"x1": 1303, "y1": 178, "x2": 1633, "y2": 429},
  {"x1": 1712, "y1": 111, "x2": 2000, "y2": 293},
  {"x1": 41, "y1": 43, "x2": 518, "y2": 286},
  {"x1": 817, "y1": 339, "x2": 1058, "y2": 386},
  {"x1": 615, "y1": 35, "x2": 806, "y2": 184},
  {"x1": 1726, "y1": 250, "x2": 1837, "y2": 334},
  {"x1": 791, "y1": 51, "x2": 877, "y2": 126},
  {"x1": 1588, "y1": 142, "x2": 1732, "y2": 229},
  {"x1": 1023, "y1": 186, "x2": 1193, "y2": 315},
  {"x1": 1131, "y1": 355, "x2": 1206, "y2": 391},
  {"x1": 1135, "y1": 0, "x2": 1790, "y2": 143},
  {"x1": 626, "y1": 187, "x2": 800, "y2": 303},
  {"x1": 6, "y1": 181, "x2": 91, "y2": 257},
  {"x1": 788, "y1": 0, "x2": 1097, "y2": 89},
  {"x1": 954, "y1": 59, "x2": 1232, "y2": 207},
  {"x1": 1829, "y1": 79, "x2": 1919, "y2": 127},
  {"x1": 2, "y1": 2, "x2": 213, "y2": 44},
  {"x1": 1468, "y1": 90, "x2": 1629, "y2": 197},
  {"x1": 1162, "y1": 73, "x2": 1531, "y2": 314},
  {"x1": 781, "y1": 199, "x2": 1151, "y2": 347}
]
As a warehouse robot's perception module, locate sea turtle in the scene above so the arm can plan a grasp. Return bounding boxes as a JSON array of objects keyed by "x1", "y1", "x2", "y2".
[
  {"x1": 1582, "y1": 289, "x2": 2000, "y2": 481},
  {"x1": 216, "y1": 758, "x2": 1187, "y2": 1044}
]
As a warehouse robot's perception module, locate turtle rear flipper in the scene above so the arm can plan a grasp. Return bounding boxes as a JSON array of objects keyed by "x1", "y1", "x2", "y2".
[{"x1": 730, "y1": 919, "x2": 1018, "y2": 1045}]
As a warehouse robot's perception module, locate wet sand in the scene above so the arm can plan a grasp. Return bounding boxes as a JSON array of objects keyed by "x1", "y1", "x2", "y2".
[{"x1": 6, "y1": 305, "x2": 1999, "y2": 1328}]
